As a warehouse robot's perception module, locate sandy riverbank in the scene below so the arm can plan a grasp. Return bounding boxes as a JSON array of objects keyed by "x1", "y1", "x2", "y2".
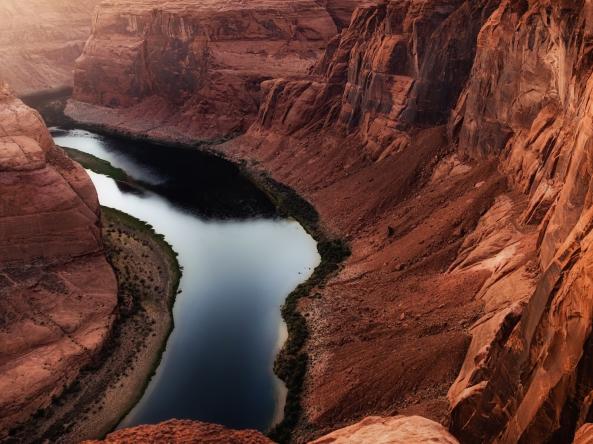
[{"x1": 9, "y1": 207, "x2": 180, "y2": 443}]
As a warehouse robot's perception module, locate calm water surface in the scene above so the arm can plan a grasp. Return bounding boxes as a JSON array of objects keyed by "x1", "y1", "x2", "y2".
[{"x1": 51, "y1": 129, "x2": 320, "y2": 432}]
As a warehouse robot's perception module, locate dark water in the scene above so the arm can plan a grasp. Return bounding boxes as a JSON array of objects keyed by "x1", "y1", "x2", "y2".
[{"x1": 51, "y1": 129, "x2": 320, "y2": 432}]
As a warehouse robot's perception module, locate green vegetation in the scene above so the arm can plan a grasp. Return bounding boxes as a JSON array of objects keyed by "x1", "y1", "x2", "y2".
[
  {"x1": 254, "y1": 174, "x2": 351, "y2": 444},
  {"x1": 61, "y1": 147, "x2": 131, "y2": 183},
  {"x1": 101, "y1": 206, "x2": 182, "y2": 300}
]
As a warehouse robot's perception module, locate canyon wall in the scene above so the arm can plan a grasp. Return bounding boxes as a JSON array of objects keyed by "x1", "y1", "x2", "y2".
[
  {"x1": 66, "y1": 0, "x2": 368, "y2": 142},
  {"x1": 0, "y1": 0, "x2": 100, "y2": 96},
  {"x1": 229, "y1": 0, "x2": 593, "y2": 441},
  {"x1": 0, "y1": 83, "x2": 117, "y2": 435},
  {"x1": 65, "y1": 0, "x2": 593, "y2": 443},
  {"x1": 228, "y1": 1, "x2": 518, "y2": 440},
  {"x1": 446, "y1": 2, "x2": 593, "y2": 443}
]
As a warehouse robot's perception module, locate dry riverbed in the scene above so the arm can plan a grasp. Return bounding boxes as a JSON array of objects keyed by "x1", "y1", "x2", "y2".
[{"x1": 8, "y1": 207, "x2": 180, "y2": 443}]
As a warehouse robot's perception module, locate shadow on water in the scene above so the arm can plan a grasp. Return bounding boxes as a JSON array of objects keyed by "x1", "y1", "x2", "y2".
[{"x1": 52, "y1": 128, "x2": 320, "y2": 433}]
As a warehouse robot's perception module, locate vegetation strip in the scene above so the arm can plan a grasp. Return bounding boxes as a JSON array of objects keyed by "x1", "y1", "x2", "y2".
[
  {"x1": 60, "y1": 146, "x2": 134, "y2": 184},
  {"x1": 250, "y1": 174, "x2": 351, "y2": 443}
]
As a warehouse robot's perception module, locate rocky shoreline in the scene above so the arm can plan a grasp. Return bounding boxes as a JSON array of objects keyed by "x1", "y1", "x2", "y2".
[{"x1": 7, "y1": 206, "x2": 181, "y2": 443}]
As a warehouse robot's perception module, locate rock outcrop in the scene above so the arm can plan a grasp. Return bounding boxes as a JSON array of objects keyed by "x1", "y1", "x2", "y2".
[
  {"x1": 0, "y1": 0, "x2": 100, "y2": 96},
  {"x1": 82, "y1": 420, "x2": 273, "y2": 444},
  {"x1": 85, "y1": 416, "x2": 457, "y2": 444},
  {"x1": 308, "y1": 416, "x2": 459, "y2": 444},
  {"x1": 0, "y1": 83, "x2": 117, "y2": 435},
  {"x1": 66, "y1": 0, "x2": 368, "y2": 142}
]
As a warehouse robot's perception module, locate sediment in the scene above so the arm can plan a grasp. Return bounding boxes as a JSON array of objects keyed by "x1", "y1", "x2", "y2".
[{"x1": 9, "y1": 206, "x2": 180, "y2": 443}]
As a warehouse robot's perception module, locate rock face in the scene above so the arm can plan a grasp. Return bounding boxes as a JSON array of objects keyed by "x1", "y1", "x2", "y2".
[
  {"x1": 230, "y1": 1, "x2": 593, "y2": 441},
  {"x1": 308, "y1": 416, "x2": 459, "y2": 444},
  {"x1": 82, "y1": 419, "x2": 273, "y2": 444},
  {"x1": 445, "y1": 2, "x2": 593, "y2": 443},
  {"x1": 0, "y1": 0, "x2": 100, "y2": 96},
  {"x1": 66, "y1": 0, "x2": 368, "y2": 142},
  {"x1": 575, "y1": 424, "x2": 593, "y2": 444},
  {"x1": 0, "y1": 83, "x2": 117, "y2": 435},
  {"x1": 66, "y1": 0, "x2": 593, "y2": 443}
]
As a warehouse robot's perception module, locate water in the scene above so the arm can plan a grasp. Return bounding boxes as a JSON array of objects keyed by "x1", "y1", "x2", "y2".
[{"x1": 51, "y1": 128, "x2": 320, "y2": 432}]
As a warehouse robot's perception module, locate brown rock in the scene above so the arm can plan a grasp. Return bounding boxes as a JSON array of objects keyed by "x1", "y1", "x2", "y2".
[
  {"x1": 575, "y1": 424, "x2": 593, "y2": 444},
  {"x1": 447, "y1": 2, "x2": 593, "y2": 443},
  {"x1": 82, "y1": 419, "x2": 273, "y2": 444},
  {"x1": 0, "y1": 85, "x2": 117, "y2": 435}
]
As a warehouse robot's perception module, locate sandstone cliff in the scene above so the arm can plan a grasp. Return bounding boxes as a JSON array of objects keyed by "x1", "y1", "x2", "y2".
[
  {"x1": 229, "y1": 0, "x2": 593, "y2": 441},
  {"x1": 0, "y1": 83, "x2": 117, "y2": 435},
  {"x1": 446, "y1": 2, "x2": 593, "y2": 442},
  {"x1": 66, "y1": 0, "x2": 369, "y2": 142},
  {"x1": 0, "y1": 0, "x2": 100, "y2": 96}
]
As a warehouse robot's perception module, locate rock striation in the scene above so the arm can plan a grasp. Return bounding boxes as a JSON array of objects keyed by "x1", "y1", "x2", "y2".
[
  {"x1": 445, "y1": 2, "x2": 593, "y2": 443},
  {"x1": 0, "y1": 0, "x2": 100, "y2": 96},
  {"x1": 66, "y1": 0, "x2": 368, "y2": 142},
  {"x1": 0, "y1": 83, "x2": 117, "y2": 435}
]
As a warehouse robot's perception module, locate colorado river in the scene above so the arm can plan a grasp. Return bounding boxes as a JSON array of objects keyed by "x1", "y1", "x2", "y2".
[{"x1": 51, "y1": 129, "x2": 320, "y2": 432}]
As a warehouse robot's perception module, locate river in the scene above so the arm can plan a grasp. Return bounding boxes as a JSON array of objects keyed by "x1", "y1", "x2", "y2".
[{"x1": 51, "y1": 128, "x2": 320, "y2": 432}]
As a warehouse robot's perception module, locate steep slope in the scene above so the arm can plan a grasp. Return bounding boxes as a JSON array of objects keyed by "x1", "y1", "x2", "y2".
[
  {"x1": 66, "y1": 0, "x2": 367, "y2": 142},
  {"x1": 446, "y1": 2, "x2": 593, "y2": 443},
  {"x1": 0, "y1": 0, "x2": 100, "y2": 96},
  {"x1": 0, "y1": 83, "x2": 117, "y2": 436},
  {"x1": 226, "y1": 1, "x2": 511, "y2": 439}
]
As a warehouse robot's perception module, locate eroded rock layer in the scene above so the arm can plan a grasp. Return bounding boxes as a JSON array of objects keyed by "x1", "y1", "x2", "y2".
[
  {"x1": 67, "y1": 0, "x2": 369, "y2": 142},
  {"x1": 446, "y1": 2, "x2": 593, "y2": 443},
  {"x1": 0, "y1": 83, "x2": 117, "y2": 435},
  {"x1": 0, "y1": 0, "x2": 100, "y2": 96}
]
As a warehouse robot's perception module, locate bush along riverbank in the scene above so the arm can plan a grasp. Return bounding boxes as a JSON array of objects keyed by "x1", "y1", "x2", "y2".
[
  {"x1": 252, "y1": 174, "x2": 351, "y2": 444},
  {"x1": 8, "y1": 205, "x2": 181, "y2": 444}
]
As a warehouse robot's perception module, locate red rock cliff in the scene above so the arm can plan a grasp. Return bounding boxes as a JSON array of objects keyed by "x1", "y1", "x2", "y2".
[
  {"x1": 446, "y1": 2, "x2": 593, "y2": 442},
  {"x1": 67, "y1": 0, "x2": 367, "y2": 142},
  {"x1": 0, "y1": 83, "x2": 117, "y2": 435},
  {"x1": 0, "y1": 0, "x2": 100, "y2": 96},
  {"x1": 233, "y1": 0, "x2": 593, "y2": 442}
]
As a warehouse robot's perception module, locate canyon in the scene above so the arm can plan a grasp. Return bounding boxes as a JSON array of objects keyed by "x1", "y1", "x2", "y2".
[
  {"x1": 0, "y1": 0, "x2": 100, "y2": 96},
  {"x1": 0, "y1": 83, "x2": 117, "y2": 435},
  {"x1": 4, "y1": 0, "x2": 593, "y2": 443}
]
